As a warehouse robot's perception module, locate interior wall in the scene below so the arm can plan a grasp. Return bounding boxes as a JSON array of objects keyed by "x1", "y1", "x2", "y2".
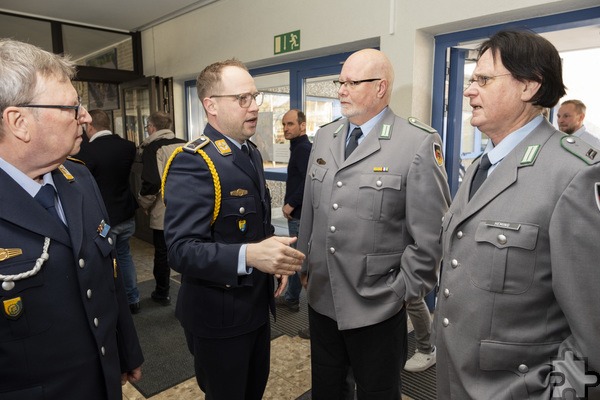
[{"x1": 141, "y1": 0, "x2": 599, "y2": 135}]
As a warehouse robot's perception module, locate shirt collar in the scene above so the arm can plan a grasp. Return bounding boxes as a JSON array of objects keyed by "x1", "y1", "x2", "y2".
[
  {"x1": 348, "y1": 107, "x2": 388, "y2": 142},
  {"x1": 88, "y1": 130, "x2": 113, "y2": 142},
  {"x1": 485, "y1": 115, "x2": 544, "y2": 166}
]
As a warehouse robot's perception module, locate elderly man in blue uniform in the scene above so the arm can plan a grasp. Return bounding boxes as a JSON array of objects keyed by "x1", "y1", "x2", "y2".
[
  {"x1": 0, "y1": 39, "x2": 143, "y2": 399},
  {"x1": 297, "y1": 48, "x2": 451, "y2": 399},
  {"x1": 434, "y1": 30, "x2": 600, "y2": 399},
  {"x1": 162, "y1": 59, "x2": 305, "y2": 400}
]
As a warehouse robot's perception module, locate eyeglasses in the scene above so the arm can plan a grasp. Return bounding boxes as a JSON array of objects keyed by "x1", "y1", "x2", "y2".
[
  {"x1": 209, "y1": 92, "x2": 264, "y2": 108},
  {"x1": 333, "y1": 78, "x2": 382, "y2": 89},
  {"x1": 17, "y1": 96, "x2": 84, "y2": 120},
  {"x1": 465, "y1": 74, "x2": 512, "y2": 90}
]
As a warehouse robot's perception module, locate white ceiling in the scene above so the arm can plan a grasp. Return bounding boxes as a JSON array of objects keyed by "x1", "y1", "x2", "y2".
[{"x1": 0, "y1": 0, "x2": 218, "y2": 32}]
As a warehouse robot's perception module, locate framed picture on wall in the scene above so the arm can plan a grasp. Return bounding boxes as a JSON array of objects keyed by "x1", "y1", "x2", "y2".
[{"x1": 88, "y1": 82, "x2": 119, "y2": 110}]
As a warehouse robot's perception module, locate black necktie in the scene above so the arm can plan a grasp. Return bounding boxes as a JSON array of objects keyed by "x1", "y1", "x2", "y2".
[
  {"x1": 242, "y1": 143, "x2": 257, "y2": 173},
  {"x1": 469, "y1": 153, "x2": 492, "y2": 200},
  {"x1": 35, "y1": 184, "x2": 66, "y2": 228},
  {"x1": 345, "y1": 127, "x2": 363, "y2": 159}
]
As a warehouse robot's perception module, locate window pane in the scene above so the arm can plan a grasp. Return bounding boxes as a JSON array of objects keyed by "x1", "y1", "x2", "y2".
[
  {"x1": 63, "y1": 25, "x2": 134, "y2": 71},
  {"x1": 0, "y1": 14, "x2": 52, "y2": 51},
  {"x1": 304, "y1": 75, "x2": 341, "y2": 139}
]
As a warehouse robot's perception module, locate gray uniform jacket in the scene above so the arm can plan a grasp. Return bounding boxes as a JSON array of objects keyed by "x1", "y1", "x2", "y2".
[
  {"x1": 297, "y1": 108, "x2": 451, "y2": 330},
  {"x1": 434, "y1": 119, "x2": 600, "y2": 399}
]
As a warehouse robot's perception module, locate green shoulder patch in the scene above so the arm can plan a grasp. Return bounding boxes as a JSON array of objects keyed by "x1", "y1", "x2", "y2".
[
  {"x1": 408, "y1": 117, "x2": 437, "y2": 134},
  {"x1": 561, "y1": 136, "x2": 600, "y2": 165}
]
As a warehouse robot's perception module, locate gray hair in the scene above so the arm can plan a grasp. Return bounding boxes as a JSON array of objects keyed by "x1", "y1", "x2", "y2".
[{"x1": 0, "y1": 39, "x2": 76, "y2": 113}]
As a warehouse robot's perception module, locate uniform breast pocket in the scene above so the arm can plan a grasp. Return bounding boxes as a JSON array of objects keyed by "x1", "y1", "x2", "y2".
[
  {"x1": 219, "y1": 196, "x2": 258, "y2": 242},
  {"x1": 471, "y1": 221, "x2": 539, "y2": 294},
  {"x1": 357, "y1": 174, "x2": 402, "y2": 220},
  {"x1": 309, "y1": 164, "x2": 328, "y2": 209},
  {"x1": 0, "y1": 258, "x2": 49, "y2": 342}
]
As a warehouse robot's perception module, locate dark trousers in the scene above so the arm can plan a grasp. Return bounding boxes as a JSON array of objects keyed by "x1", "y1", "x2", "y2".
[
  {"x1": 184, "y1": 322, "x2": 270, "y2": 400},
  {"x1": 152, "y1": 229, "x2": 170, "y2": 296},
  {"x1": 309, "y1": 306, "x2": 407, "y2": 400}
]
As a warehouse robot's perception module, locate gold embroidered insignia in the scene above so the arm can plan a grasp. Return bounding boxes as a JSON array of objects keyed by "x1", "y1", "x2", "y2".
[
  {"x1": 214, "y1": 139, "x2": 232, "y2": 155},
  {"x1": 230, "y1": 189, "x2": 248, "y2": 197},
  {"x1": 0, "y1": 248, "x2": 23, "y2": 262},
  {"x1": 58, "y1": 164, "x2": 74, "y2": 182}
]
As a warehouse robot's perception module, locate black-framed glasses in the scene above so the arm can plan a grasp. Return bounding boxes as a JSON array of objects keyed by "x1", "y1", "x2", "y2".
[
  {"x1": 209, "y1": 92, "x2": 264, "y2": 108},
  {"x1": 333, "y1": 78, "x2": 382, "y2": 89},
  {"x1": 17, "y1": 96, "x2": 84, "y2": 120},
  {"x1": 465, "y1": 74, "x2": 512, "y2": 90}
]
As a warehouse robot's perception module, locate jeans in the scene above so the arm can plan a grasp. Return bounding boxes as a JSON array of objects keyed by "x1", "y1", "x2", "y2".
[
  {"x1": 285, "y1": 218, "x2": 301, "y2": 303},
  {"x1": 153, "y1": 229, "x2": 170, "y2": 296},
  {"x1": 109, "y1": 217, "x2": 139, "y2": 304}
]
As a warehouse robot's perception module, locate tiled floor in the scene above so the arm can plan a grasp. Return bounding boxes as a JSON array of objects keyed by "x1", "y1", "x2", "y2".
[{"x1": 121, "y1": 212, "x2": 416, "y2": 400}]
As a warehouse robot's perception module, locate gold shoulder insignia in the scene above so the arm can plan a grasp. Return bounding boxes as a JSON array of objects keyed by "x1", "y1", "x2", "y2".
[
  {"x1": 213, "y1": 139, "x2": 232, "y2": 156},
  {"x1": 183, "y1": 135, "x2": 211, "y2": 154},
  {"x1": 58, "y1": 164, "x2": 75, "y2": 182},
  {"x1": 561, "y1": 136, "x2": 600, "y2": 165},
  {"x1": 408, "y1": 117, "x2": 437, "y2": 134},
  {"x1": 66, "y1": 156, "x2": 85, "y2": 165}
]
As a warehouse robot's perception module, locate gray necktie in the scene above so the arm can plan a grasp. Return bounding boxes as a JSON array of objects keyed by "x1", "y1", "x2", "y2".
[
  {"x1": 345, "y1": 127, "x2": 363, "y2": 159},
  {"x1": 469, "y1": 154, "x2": 492, "y2": 200}
]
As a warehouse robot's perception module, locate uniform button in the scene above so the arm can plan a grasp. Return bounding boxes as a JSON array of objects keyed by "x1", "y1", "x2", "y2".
[
  {"x1": 330, "y1": 226, "x2": 336, "y2": 233},
  {"x1": 332, "y1": 204, "x2": 339, "y2": 210},
  {"x1": 329, "y1": 247, "x2": 336, "y2": 254},
  {"x1": 101, "y1": 346, "x2": 106, "y2": 356},
  {"x1": 2, "y1": 281, "x2": 15, "y2": 291},
  {"x1": 79, "y1": 259, "x2": 85, "y2": 268},
  {"x1": 443, "y1": 288, "x2": 450, "y2": 297},
  {"x1": 441, "y1": 216, "x2": 445, "y2": 222},
  {"x1": 87, "y1": 289, "x2": 92, "y2": 299},
  {"x1": 225, "y1": 284, "x2": 231, "y2": 288},
  {"x1": 336, "y1": 181, "x2": 343, "y2": 187},
  {"x1": 442, "y1": 318, "x2": 450, "y2": 327},
  {"x1": 239, "y1": 207, "x2": 245, "y2": 214},
  {"x1": 457, "y1": 231, "x2": 463, "y2": 239},
  {"x1": 108, "y1": 237, "x2": 113, "y2": 245},
  {"x1": 376, "y1": 180, "x2": 382, "y2": 187},
  {"x1": 93, "y1": 318, "x2": 99, "y2": 327},
  {"x1": 518, "y1": 364, "x2": 528, "y2": 373},
  {"x1": 497, "y1": 234, "x2": 507, "y2": 245},
  {"x1": 451, "y1": 259, "x2": 459, "y2": 268},
  {"x1": 566, "y1": 137, "x2": 575, "y2": 144}
]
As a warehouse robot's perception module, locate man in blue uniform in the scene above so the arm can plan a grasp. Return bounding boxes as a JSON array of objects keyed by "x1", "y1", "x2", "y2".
[
  {"x1": 163, "y1": 59, "x2": 304, "y2": 400},
  {"x1": 0, "y1": 39, "x2": 143, "y2": 399}
]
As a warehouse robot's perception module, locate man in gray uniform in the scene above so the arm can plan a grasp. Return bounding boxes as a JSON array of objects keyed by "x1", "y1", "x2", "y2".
[
  {"x1": 297, "y1": 48, "x2": 451, "y2": 399},
  {"x1": 434, "y1": 30, "x2": 600, "y2": 399}
]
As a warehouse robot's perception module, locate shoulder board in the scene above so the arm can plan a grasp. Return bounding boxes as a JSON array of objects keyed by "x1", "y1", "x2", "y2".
[
  {"x1": 66, "y1": 156, "x2": 85, "y2": 165},
  {"x1": 183, "y1": 135, "x2": 211, "y2": 153},
  {"x1": 561, "y1": 135, "x2": 600, "y2": 165},
  {"x1": 408, "y1": 117, "x2": 437, "y2": 134},
  {"x1": 319, "y1": 116, "x2": 343, "y2": 128}
]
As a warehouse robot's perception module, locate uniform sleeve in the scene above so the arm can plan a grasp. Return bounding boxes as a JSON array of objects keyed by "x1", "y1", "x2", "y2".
[
  {"x1": 163, "y1": 151, "x2": 242, "y2": 285},
  {"x1": 402, "y1": 133, "x2": 451, "y2": 301},
  {"x1": 549, "y1": 163, "x2": 600, "y2": 398}
]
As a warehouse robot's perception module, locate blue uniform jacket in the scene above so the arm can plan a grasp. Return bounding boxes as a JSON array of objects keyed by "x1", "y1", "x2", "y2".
[
  {"x1": 163, "y1": 124, "x2": 275, "y2": 339},
  {"x1": 0, "y1": 160, "x2": 143, "y2": 399}
]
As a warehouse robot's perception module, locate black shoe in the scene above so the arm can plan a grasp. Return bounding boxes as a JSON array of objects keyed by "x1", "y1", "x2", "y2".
[
  {"x1": 275, "y1": 296, "x2": 300, "y2": 312},
  {"x1": 129, "y1": 302, "x2": 141, "y2": 314},
  {"x1": 298, "y1": 327, "x2": 310, "y2": 339},
  {"x1": 151, "y1": 291, "x2": 171, "y2": 306}
]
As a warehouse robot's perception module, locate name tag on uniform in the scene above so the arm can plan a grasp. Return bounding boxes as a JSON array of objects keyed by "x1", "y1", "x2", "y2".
[{"x1": 484, "y1": 220, "x2": 521, "y2": 231}]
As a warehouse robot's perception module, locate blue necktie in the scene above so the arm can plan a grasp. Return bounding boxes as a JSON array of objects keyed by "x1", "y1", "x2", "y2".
[{"x1": 35, "y1": 185, "x2": 66, "y2": 228}]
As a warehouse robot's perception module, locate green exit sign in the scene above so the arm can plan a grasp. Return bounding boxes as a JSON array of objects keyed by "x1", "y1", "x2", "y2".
[{"x1": 274, "y1": 30, "x2": 300, "y2": 55}]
